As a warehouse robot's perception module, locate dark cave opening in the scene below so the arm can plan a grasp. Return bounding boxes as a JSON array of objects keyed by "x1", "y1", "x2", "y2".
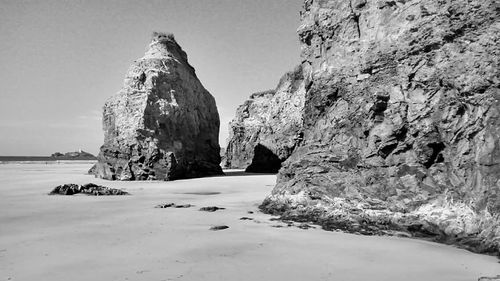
[{"x1": 245, "y1": 144, "x2": 282, "y2": 173}]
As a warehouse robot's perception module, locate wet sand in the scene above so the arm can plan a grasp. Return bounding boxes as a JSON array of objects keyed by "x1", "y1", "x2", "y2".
[{"x1": 0, "y1": 163, "x2": 498, "y2": 281}]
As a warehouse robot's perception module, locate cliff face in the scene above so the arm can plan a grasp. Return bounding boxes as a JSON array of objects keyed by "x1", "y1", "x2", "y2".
[
  {"x1": 225, "y1": 66, "x2": 308, "y2": 172},
  {"x1": 261, "y1": 0, "x2": 500, "y2": 253},
  {"x1": 93, "y1": 32, "x2": 223, "y2": 181}
]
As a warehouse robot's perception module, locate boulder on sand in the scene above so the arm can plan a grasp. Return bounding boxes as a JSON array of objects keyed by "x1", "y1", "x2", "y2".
[{"x1": 49, "y1": 183, "x2": 128, "y2": 196}]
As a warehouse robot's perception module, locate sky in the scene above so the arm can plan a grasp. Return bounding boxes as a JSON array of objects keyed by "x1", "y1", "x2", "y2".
[{"x1": 0, "y1": 0, "x2": 302, "y2": 156}]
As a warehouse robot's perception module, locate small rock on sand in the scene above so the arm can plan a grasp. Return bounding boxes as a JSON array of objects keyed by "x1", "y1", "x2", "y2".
[
  {"x1": 479, "y1": 276, "x2": 500, "y2": 281},
  {"x1": 199, "y1": 206, "x2": 225, "y2": 212},
  {"x1": 155, "y1": 203, "x2": 192, "y2": 208},
  {"x1": 209, "y1": 225, "x2": 229, "y2": 231},
  {"x1": 239, "y1": 217, "x2": 253, "y2": 220},
  {"x1": 155, "y1": 203, "x2": 175, "y2": 208},
  {"x1": 175, "y1": 204, "x2": 193, "y2": 208}
]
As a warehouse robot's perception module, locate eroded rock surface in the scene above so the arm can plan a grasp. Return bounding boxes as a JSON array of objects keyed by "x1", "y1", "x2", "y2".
[
  {"x1": 225, "y1": 65, "x2": 308, "y2": 172},
  {"x1": 93, "y1": 32, "x2": 223, "y2": 181},
  {"x1": 261, "y1": 0, "x2": 500, "y2": 254}
]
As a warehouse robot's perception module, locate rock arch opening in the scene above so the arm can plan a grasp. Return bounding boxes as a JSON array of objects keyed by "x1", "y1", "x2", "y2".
[{"x1": 245, "y1": 144, "x2": 282, "y2": 173}]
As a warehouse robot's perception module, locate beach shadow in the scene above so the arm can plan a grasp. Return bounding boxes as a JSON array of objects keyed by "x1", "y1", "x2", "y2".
[
  {"x1": 223, "y1": 170, "x2": 277, "y2": 177},
  {"x1": 181, "y1": 191, "x2": 221, "y2": 195}
]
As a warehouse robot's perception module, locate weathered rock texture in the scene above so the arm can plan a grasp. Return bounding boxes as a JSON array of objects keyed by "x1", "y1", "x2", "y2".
[
  {"x1": 225, "y1": 65, "x2": 308, "y2": 172},
  {"x1": 49, "y1": 183, "x2": 129, "y2": 196},
  {"x1": 93, "y1": 32, "x2": 223, "y2": 180},
  {"x1": 261, "y1": 0, "x2": 500, "y2": 254}
]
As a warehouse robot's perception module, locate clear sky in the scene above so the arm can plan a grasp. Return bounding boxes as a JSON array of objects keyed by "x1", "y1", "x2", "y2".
[{"x1": 0, "y1": 0, "x2": 302, "y2": 156}]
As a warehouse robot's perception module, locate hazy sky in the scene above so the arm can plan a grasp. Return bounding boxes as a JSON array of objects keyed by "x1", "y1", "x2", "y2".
[{"x1": 0, "y1": 0, "x2": 302, "y2": 156}]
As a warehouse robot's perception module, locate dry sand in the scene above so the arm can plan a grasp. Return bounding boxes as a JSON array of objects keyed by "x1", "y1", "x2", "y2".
[{"x1": 0, "y1": 163, "x2": 498, "y2": 281}]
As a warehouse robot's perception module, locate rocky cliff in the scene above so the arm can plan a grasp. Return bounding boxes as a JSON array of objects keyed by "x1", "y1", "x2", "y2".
[
  {"x1": 261, "y1": 0, "x2": 500, "y2": 254},
  {"x1": 92, "y1": 32, "x2": 223, "y2": 181},
  {"x1": 225, "y1": 65, "x2": 308, "y2": 172}
]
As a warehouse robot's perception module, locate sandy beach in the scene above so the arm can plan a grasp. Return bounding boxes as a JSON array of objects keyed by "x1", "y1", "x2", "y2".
[{"x1": 0, "y1": 163, "x2": 498, "y2": 281}]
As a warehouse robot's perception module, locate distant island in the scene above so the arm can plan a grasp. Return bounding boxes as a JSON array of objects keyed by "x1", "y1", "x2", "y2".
[
  {"x1": 0, "y1": 150, "x2": 96, "y2": 162},
  {"x1": 50, "y1": 150, "x2": 96, "y2": 160}
]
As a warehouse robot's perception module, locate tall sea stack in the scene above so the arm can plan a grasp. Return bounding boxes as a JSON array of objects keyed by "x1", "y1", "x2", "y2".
[
  {"x1": 261, "y1": 0, "x2": 500, "y2": 254},
  {"x1": 93, "y1": 32, "x2": 223, "y2": 181}
]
